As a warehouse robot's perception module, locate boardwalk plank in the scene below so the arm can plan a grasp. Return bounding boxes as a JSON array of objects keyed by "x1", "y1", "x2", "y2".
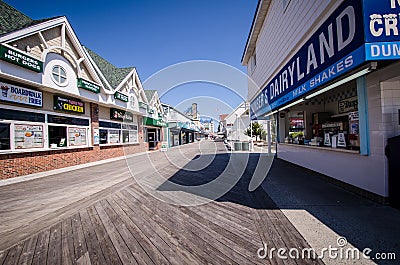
[
  {"x1": 18, "y1": 234, "x2": 38, "y2": 265},
  {"x1": 94, "y1": 202, "x2": 138, "y2": 265},
  {"x1": 31, "y1": 229, "x2": 50, "y2": 265},
  {"x1": 79, "y1": 209, "x2": 107, "y2": 265},
  {"x1": 3, "y1": 242, "x2": 23, "y2": 265},
  {"x1": 61, "y1": 217, "x2": 75, "y2": 265},
  {"x1": 47, "y1": 223, "x2": 62, "y2": 265},
  {"x1": 76, "y1": 252, "x2": 91, "y2": 265},
  {"x1": 106, "y1": 195, "x2": 170, "y2": 265},
  {"x1": 114, "y1": 192, "x2": 238, "y2": 265},
  {"x1": 86, "y1": 206, "x2": 122, "y2": 265},
  {"x1": 116, "y1": 190, "x2": 203, "y2": 265},
  {"x1": 131, "y1": 185, "x2": 263, "y2": 262},
  {"x1": 71, "y1": 213, "x2": 88, "y2": 262},
  {"x1": 101, "y1": 199, "x2": 155, "y2": 265},
  {"x1": 0, "y1": 250, "x2": 8, "y2": 265},
  {"x1": 124, "y1": 187, "x2": 259, "y2": 265}
]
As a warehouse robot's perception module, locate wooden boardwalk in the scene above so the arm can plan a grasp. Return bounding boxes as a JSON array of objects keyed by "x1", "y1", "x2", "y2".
[{"x1": 0, "y1": 141, "x2": 324, "y2": 264}]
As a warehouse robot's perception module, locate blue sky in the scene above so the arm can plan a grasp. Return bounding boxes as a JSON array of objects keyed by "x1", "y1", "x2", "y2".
[{"x1": 4, "y1": 0, "x2": 257, "y2": 125}]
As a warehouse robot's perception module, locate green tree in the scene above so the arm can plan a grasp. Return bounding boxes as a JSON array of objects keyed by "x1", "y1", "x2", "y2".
[{"x1": 245, "y1": 122, "x2": 265, "y2": 141}]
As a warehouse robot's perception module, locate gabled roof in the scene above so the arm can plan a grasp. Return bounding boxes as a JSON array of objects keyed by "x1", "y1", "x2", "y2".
[
  {"x1": 84, "y1": 47, "x2": 134, "y2": 89},
  {"x1": 0, "y1": 1, "x2": 61, "y2": 36},
  {"x1": 0, "y1": 1, "x2": 32, "y2": 35},
  {"x1": 144, "y1": 90, "x2": 157, "y2": 102}
]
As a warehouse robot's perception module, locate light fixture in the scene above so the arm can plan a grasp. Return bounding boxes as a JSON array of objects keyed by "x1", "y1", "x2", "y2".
[
  {"x1": 304, "y1": 65, "x2": 375, "y2": 100},
  {"x1": 264, "y1": 110, "x2": 278, "y2": 117},
  {"x1": 26, "y1": 45, "x2": 31, "y2": 53},
  {"x1": 278, "y1": 98, "x2": 305, "y2": 111}
]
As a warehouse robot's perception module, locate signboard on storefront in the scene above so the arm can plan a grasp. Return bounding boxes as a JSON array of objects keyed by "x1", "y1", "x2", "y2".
[
  {"x1": 144, "y1": 117, "x2": 167, "y2": 127},
  {"x1": 0, "y1": 44, "x2": 43, "y2": 72},
  {"x1": 0, "y1": 82, "x2": 42, "y2": 107},
  {"x1": 77, "y1": 78, "x2": 100, "y2": 93},
  {"x1": 161, "y1": 142, "x2": 168, "y2": 152},
  {"x1": 53, "y1": 95, "x2": 85, "y2": 114},
  {"x1": 114, "y1": 91, "x2": 129, "y2": 102},
  {"x1": 338, "y1": 96, "x2": 358, "y2": 113},
  {"x1": 364, "y1": 0, "x2": 400, "y2": 60},
  {"x1": 110, "y1": 108, "x2": 133, "y2": 122},
  {"x1": 250, "y1": 0, "x2": 365, "y2": 119}
]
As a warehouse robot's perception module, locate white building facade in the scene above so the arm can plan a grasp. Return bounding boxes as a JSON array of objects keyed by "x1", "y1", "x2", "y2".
[{"x1": 243, "y1": 0, "x2": 400, "y2": 203}]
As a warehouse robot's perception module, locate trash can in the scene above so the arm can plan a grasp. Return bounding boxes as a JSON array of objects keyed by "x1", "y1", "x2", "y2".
[
  {"x1": 234, "y1": 142, "x2": 242, "y2": 151},
  {"x1": 242, "y1": 142, "x2": 249, "y2": 151},
  {"x1": 386, "y1": 135, "x2": 400, "y2": 208}
]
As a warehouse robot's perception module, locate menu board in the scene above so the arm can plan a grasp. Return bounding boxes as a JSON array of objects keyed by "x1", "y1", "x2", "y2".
[
  {"x1": 109, "y1": 130, "x2": 120, "y2": 144},
  {"x1": 129, "y1": 130, "x2": 138, "y2": 143},
  {"x1": 14, "y1": 124, "x2": 44, "y2": 149},
  {"x1": 68, "y1": 127, "x2": 87, "y2": 146}
]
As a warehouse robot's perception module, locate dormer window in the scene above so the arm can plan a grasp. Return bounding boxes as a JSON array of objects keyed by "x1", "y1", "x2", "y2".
[{"x1": 51, "y1": 65, "x2": 68, "y2": 86}]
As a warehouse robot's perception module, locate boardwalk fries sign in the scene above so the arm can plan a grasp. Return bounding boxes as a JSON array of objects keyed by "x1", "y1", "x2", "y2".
[{"x1": 0, "y1": 82, "x2": 42, "y2": 107}]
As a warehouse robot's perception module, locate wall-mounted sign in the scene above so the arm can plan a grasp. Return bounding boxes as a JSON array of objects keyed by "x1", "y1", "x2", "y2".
[
  {"x1": 110, "y1": 108, "x2": 133, "y2": 122},
  {"x1": 144, "y1": 117, "x2": 167, "y2": 127},
  {"x1": 338, "y1": 96, "x2": 358, "y2": 113},
  {"x1": 93, "y1": 128, "x2": 99, "y2": 145},
  {"x1": 114, "y1": 91, "x2": 128, "y2": 102},
  {"x1": 77, "y1": 78, "x2": 100, "y2": 93},
  {"x1": 250, "y1": 0, "x2": 365, "y2": 119},
  {"x1": 348, "y1": 111, "x2": 359, "y2": 121},
  {"x1": 0, "y1": 81, "x2": 42, "y2": 107},
  {"x1": 364, "y1": 0, "x2": 400, "y2": 60},
  {"x1": 53, "y1": 95, "x2": 85, "y2": 114},
  {"x1": 0, "y1": 44, "x2": 43, "y2": 73}
]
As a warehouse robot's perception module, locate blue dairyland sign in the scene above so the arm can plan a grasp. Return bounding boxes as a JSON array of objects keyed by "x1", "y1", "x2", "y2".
[
  {"x1": 250, "y1": 0, "x2": 365, "y2": 119},
  {"x1": 364, "y1": 0, "x2": 400, "y2": 60}
]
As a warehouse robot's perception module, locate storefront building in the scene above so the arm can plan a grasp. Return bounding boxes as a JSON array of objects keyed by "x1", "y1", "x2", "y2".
[
  {"x1": 143, "y1": 90, "x2": 167, "y2": 150},
  {"x1": 0, "y1": 3, "x2": 150, "y2": 179},
  {"x1": 162, "y1": 103, "x2": 201, "y2": 147},
  {"x1": 243, "y1": 0, "x2": 400, "y2": 202}
]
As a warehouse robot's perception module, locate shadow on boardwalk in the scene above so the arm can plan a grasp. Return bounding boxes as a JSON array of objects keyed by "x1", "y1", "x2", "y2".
[{"x1": 158, "y1": 151, "x2": 400, "y2": 264}]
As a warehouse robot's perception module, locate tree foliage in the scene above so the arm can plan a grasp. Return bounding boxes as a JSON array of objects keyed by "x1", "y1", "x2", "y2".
[{"x1": 245, "y1": 122, "x2": 265, "y2": 141}]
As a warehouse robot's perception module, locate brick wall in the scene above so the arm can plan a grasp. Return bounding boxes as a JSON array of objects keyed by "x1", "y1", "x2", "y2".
[{"x1": 0, "y1": 142, "x2": 147, "y2": 180}]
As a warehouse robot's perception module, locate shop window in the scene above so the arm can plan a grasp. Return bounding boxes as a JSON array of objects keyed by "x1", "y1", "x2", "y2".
[
  {"x1": 68, "y1": 127, "x2": 87, "y2": 146},
  {"x1": 48, "y1": 115, "x2": 89, "y2": 126},
  {"x1": 0, "y1": 108, "x2": 45, "y2": 123},
  {"x1": 0, "y1": 123, "x2": 10, "y2": 150},
  {"x1": 14, "y1": 124, "x2": 44, "y2": 149},
  {"x1": 99, "y1": 129, "x2": 108, "y2": 144},
  {"x1": 99, "y1": 121, "x2": 121, "y2": 129},
  {"x1": 122, "y1": 130, "x2": 129, "y2": 143},
  {"x1": 109, "y1": 130, "x2": 121, "y2": 144},
  {"x1": 99, "y1": 121, "x2": 135, "y2": 145},
  {"x1": 51, "y1": 65, "x2": 68, "y2": 86},
  {"x1": 129, "y1": 130, "x2": 138, "y2": 143},
  {"x1": 48, "y1": 125, "x2": 67, "y2": 147}
]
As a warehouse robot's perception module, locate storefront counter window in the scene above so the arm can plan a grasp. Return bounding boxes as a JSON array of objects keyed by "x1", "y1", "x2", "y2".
[
  {"x1": 48, "y1": 115, "x2": 89, "y2": 148},
  {"x1": 281, "y1": 83, "x2": 360, "y2": 152},
  {"x1": 99, "y1": 121, "x2": 138, "y2": 145}
]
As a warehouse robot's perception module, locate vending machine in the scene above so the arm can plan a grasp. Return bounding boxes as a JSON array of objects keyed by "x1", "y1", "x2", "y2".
[{"x1": 348, "y1": 111, "x2": 359, "y2": 149}]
